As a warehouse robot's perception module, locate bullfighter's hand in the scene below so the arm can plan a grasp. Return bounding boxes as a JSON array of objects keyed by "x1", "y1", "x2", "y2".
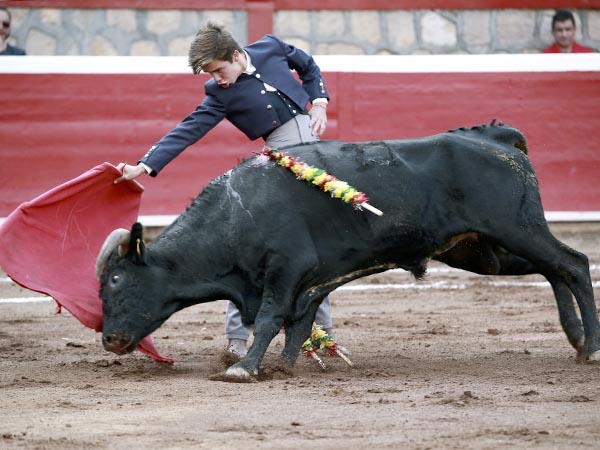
[
  {"x1": 309, "y1": 104, "x2": 327, "y2": 138},
  {"x1": 114, "y1": 163, "x2": 146, "y2": 184}
]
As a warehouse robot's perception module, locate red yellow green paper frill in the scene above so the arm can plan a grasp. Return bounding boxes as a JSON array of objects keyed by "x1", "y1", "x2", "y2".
[
  {"x1": 301, "y1": 323, "x2": 353, "y2": 370},
  {"x1": 262, "y1": 147, "x2": 383, "y2": 216}
]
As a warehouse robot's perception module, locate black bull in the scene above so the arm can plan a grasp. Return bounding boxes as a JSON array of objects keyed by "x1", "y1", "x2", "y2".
[{"x1": 97, "y1": 123, "x2": 600, "y2": 379}]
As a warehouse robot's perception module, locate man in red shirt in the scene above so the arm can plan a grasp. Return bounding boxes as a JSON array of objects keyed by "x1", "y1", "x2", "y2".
[{"x1": 543, "y1": 10, "x2": 595, "y2": 53}]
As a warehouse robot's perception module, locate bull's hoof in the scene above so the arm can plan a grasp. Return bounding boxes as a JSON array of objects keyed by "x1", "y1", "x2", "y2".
[
  {"x1": 587, "y1": 350, "x2": 600, "y2": 362},
  {"x1": 209, "y1": 366, "x2": 258, "y2": 383},
  {"x1": 576, "y1": 345, "x2": 600, "y2": 363},
  {"x1": 222, "y1": 365, "x2": 259, "y2": 383},
  {"x1": 226, "y1": 365, "x2": 256, "y2": 378}
]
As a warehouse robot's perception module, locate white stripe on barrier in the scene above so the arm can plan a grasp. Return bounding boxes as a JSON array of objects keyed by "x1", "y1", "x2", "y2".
[
  {"x1": 0, "y1": 296, "x2": 52, "y2": 303},
  {"x1": 544, "y1": 212, "x2": 600, "y2": 222},
  {"x1": 317, "y1": 53, "x2": 600, "y2": 73},
  {"x1": 1, "y1": 54, "x2": 598, "y2": 74}
]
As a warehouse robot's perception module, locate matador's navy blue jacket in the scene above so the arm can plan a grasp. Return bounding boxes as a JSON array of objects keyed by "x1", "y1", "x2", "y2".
[{"x1": 140, "y1": 34, "x2": 330, "y2": 176}]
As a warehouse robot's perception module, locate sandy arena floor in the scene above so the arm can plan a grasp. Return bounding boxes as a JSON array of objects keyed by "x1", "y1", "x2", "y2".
[{"x1": 1, "y1": 222, "x2": 599, "y2": 450}]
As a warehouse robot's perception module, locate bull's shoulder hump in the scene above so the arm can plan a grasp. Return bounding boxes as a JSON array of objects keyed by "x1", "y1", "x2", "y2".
[{"x1": 446, "y1": 121, "x2": 528, "y2": 155}]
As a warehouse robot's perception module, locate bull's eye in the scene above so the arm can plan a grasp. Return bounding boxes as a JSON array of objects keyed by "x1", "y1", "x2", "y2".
[{"x1": 110, "y1": 274, "x2": 120, "y2": 285}]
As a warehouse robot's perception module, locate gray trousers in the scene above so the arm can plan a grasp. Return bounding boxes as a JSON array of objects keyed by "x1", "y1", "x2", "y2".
[{"x1": 225, "y1": 114, "x2": 334, "y2": 340}]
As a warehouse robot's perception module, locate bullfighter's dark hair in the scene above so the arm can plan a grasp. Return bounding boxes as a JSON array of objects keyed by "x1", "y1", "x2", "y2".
[
  {"x1": 552, "y1": 10, "x2": 576, "y2": 30},
  {"x1": 188, "y1": 22, "x2": 243, "y2": 75}
]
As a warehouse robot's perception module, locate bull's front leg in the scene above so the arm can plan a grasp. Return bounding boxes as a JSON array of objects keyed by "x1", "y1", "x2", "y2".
[{"x1": 225, "y1": 299, "x2": 285, "y2": 380}]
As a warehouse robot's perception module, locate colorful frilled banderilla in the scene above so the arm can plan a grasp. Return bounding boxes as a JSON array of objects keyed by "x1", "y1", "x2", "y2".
[
  {"x1": 261, "y1": 147, "x2": 383, "y2": 216},
  {"x1": 301, "y1": 323, "x2": 353, "y2": 370}
]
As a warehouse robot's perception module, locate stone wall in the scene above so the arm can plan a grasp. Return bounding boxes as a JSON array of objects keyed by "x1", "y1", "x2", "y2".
[
  {"x1": 276, "y1": 9, "x2": 599, "y2": 54},
  {"x1": 6, "y1": 8, "x2": 600, "y2": 56}
]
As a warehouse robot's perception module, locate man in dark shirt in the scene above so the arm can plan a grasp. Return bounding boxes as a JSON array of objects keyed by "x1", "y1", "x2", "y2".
[{"x1": 0, "y1": 8, "x2": 26, "y2": 56}]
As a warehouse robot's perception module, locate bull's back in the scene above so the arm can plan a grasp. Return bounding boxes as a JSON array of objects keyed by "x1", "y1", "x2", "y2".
[
  {"x1": 274, "y1": 123, "x2": 532, "y2": 198},
  {"x1": 227, "y1": 122, "x2": 541, "y2": 241},
  {"x1": 280, "y1": 122, "x2": 527, "y2": 174}
]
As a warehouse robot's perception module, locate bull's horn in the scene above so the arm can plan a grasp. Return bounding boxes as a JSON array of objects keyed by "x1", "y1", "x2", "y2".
[{"x1": 95, "y1": 228, "x2": 131, "y2": 280}]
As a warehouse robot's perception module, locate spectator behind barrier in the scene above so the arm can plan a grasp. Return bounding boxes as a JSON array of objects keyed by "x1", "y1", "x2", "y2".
[
  {"x1": 0, "y1": 7, "x2": 26, "y2": 55},
  {"x1": 543, "y1": 10, "x2": 595, "y2": 53}
]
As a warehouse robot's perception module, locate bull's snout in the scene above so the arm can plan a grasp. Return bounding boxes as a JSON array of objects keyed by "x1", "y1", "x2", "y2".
[{"x1": 102, "y1": 333, "x2": 135, "y2": 355}]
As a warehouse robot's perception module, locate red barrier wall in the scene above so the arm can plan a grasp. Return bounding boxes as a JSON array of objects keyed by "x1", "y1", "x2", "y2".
[{"x1": 1, "y1": 55, "x2": 599, "y2": 220}]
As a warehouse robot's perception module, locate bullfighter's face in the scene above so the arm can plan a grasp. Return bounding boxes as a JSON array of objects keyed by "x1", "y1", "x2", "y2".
[{"x1": 202, "y1": 50, "x2": 246, "y2": 89}]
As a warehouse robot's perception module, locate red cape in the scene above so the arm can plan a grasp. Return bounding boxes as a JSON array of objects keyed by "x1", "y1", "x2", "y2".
[{"x1": 0, "y1": 163, "x2": 173, "y2": 363}]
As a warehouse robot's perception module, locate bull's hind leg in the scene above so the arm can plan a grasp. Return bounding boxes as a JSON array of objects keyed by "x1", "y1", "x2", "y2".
[
  {"x1": 493, "y1": 246, "x2": 584, "y2": 349},
  {"x1": 437, "y1": 237, "x2": 585, "y2": 349},
  {"x1": 496, "y1": 226, "x2": 599, "y2": 360},
  {"x1": 549, "y1": 281, "x2": 585, "y2": 351},
  {"x1": 488, "y1": 244, "x2": 585, "y2": 351},
  {"x1": 281, "y1": 300, "x2": 321, "y2": 367},
  {"x1": 548, "y1": 266, "x2": 598, "y2": 360}
]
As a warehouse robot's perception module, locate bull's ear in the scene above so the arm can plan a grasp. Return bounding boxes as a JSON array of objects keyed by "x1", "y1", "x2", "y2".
[{"x1": 126, "y1": 222, "x2": 147, "y2": 264}]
